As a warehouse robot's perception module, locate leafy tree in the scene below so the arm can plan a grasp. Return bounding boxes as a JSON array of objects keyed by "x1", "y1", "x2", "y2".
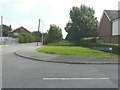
[
  {"x1": 2, "y1": 25, "x2": 12, "y2": 37},
  {"x1": 45, "y1": 24, "x2": 63, "y2": 44},
  {"x1": 18, "y1": 33, "x2": 35, "y2": 43},
  {"x1": 32, "y1": 31, "x2": 42, "y2": 42},
  {"x1": 65, "y1": 5, "x2": 99, "y2": 45}
]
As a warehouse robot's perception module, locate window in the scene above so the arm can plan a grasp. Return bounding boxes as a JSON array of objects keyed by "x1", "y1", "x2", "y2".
[
  {"x1": 112, "y1": 19, "x2": 120, "y2": 36},
  {"x1": 14, "y1": 33, "x2": 19, "y2": 36}
]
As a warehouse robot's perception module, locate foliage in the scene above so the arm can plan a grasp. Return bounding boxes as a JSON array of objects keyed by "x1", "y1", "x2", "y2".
[
  {"x1": 32, "y1": 31, "x2": 42, "y2": 42},
  {"x1": 79, "y1": 38, "x2": 120, "y2": 55},
  {"x1": 18, "y1": 33, "x2": 35, "y2": 43},
  {"x1": 44, "y1": 24, "x2": 63, "y2": 44},
  {"x1": 65, "y1": 5, "x2": 99, "y2": 45},
  {"x1": 2, "y1": 24, "x2": 12, "y2": 37},
  {"x1": 37, "y1": 46, "x2": 117, "y2": 58},
  {"x1": 80, "y1": 37, "x2": 96, "y2": 43},
  {"x1": 46, "y1": 40, "x2": 74, "y2": 46}
]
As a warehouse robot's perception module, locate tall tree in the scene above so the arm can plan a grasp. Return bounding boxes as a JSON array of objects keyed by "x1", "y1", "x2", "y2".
[
  {"x1": 45, "y1": 24, "x2": 63, "y2": 44},
  {"x1": 65, "y1": 5, "x2": 99, "y2": 45},
  {"x1": 2, "y1": 24, "x2": 12, "y2": 37}
]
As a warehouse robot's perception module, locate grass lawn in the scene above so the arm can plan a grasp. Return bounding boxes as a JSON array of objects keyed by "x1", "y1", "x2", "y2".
[
  {"x1": 0, "y1": 44, "x2": 8, "y2": 46},
  {"x1": 37, "y1": 46, "x2": 118, "y2": 58}
]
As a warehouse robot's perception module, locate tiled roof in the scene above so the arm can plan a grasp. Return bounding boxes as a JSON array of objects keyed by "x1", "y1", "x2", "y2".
[
  {"x1": 104, "y1": 10, "x2": 120, "y2": 21},
  {"x1": 12, "y1": 26, "x2": 30, "y2": 33}
]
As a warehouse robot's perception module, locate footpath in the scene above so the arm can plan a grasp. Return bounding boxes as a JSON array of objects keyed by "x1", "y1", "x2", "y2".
[{"x1": 14, "y1": 45, "x2": 119, "y2": 64}]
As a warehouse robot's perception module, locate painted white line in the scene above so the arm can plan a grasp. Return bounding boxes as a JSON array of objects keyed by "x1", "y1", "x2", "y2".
[{"x1": 43, "y1": 78, "x2": 109, "y2": 80}]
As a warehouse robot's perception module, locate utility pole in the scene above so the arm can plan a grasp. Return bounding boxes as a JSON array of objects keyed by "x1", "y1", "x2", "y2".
[
  {"x1": 0, "y1": 16, "x2": 3, "y2": 44},
  {"x1": 37, "y1": 19, "x2": 40, "y2": 46},
  {"x1": 41, "y1": 21, "x2": 43, "y2": 45}
]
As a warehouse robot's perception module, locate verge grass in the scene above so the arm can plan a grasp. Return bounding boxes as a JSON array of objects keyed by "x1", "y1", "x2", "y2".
[
  {"x1": 0, "y1": 44, "x2": 8, "y2": 46},
  {"x1": 37, "y1": 46, "x2": 118, "y2": 58}
]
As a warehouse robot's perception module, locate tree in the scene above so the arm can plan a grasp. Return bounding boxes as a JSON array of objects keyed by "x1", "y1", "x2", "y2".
[
  {"x1": 45, "y1": 24, "x2": 63, "y2": 44},
  {"x1": 18, "y1": 33, "x2": 35, "y2": 43},
  {"x1": 2, "y1": 24, "x2": 12, "y2": 37},
  {"x1": 65, "y1": 5, "x2": 99, "y2": 45},
  {"x1": 32, "y1": 31, "x2": 42, "y2": 42}
]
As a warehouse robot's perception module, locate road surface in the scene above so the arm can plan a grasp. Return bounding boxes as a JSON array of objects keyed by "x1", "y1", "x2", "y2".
[{"x1": 2, "y1": 43, "x2": 118, "y2": 88}]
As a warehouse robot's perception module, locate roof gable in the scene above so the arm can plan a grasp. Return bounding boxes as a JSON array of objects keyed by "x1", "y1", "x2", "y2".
[
  {"x1": 104, "y1": 10, "x2": 119, "y2": 21},
  {"x1": 12, "y1": 26, "x2": 30, "y2": 33}
]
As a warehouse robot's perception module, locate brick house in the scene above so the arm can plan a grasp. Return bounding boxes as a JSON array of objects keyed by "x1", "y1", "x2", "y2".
[
  {"x1": 99, "y1": 10, "x2": 120, "y2": 44},
  {"x1": 10, "y1": 26, "x2": 31, "y2": 36}
]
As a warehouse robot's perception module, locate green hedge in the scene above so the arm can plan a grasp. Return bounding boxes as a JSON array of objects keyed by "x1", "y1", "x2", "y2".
[
  {"x1": 79, "y1": 38, "x2": 119, "y2": 55},
  {"x1": 46, "y1": 40, "x2": 74, "y2": 46}
]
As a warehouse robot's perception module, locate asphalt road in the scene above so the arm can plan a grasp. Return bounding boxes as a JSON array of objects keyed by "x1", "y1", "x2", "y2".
[{"x1": 2, "y1": 43, "x2": 119, "y2": 88}]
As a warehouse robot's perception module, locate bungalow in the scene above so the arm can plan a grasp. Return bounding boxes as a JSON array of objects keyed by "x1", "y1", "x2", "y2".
[
  {"x1": 10, "y1": 26, "x2": 31, "y2": 36},
  {"x1": 99, "y1": 10, "x2": 120, "y2": 44}
]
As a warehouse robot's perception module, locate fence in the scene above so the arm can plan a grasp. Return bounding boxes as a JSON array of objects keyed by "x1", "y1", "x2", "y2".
[{"x1": 0, "y1": 37, "x2": 18, "y2": 44}]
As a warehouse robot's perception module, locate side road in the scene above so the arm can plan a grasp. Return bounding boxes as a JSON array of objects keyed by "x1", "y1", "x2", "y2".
[{"x1": 14, "y1": 44, "x2": 119, "y2": 64}]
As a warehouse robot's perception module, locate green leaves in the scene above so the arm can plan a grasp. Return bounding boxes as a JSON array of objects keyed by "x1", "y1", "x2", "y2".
[
  {"x1": 2, "y1": 24, "x2": 12, "y2": 37},
  {"x1": 65, "y1": 4, "x2": 99, "y2": 45},
  {"x1": 18, "y1": 33, "x2": 35, "y2": 43},
  {"x1": 44, "y1": 24, "x2": 63, "y2": 44}
]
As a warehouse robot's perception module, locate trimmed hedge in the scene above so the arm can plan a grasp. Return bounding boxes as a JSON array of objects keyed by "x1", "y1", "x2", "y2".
[
  {"x1": 79, "y1": 38, "x2": 119, "y2": 55},
  {"x1": 46, "y1": 40, "x2": 74, "y2": 46}
]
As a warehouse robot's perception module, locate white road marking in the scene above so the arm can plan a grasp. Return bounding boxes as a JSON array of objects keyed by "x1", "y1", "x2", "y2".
[{"x1": 43, "y1": 77, "x2": 109, "y2": 80}]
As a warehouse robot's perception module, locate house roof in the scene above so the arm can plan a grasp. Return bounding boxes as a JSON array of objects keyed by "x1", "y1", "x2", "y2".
[
  {"x1": 12, "y1": 26, "x2": 30, "y2": 33},
  {"x1": 104, "y1": 10, "x2": 120, "y2": 21}
]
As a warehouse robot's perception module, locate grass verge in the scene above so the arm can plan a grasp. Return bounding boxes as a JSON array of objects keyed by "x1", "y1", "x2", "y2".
[
  {"x1": 0, "y1": 44, "x2": 8, "y2": 46},
  {"x1": 37, "y1": 46, "x2": 118, "y2": 58}
]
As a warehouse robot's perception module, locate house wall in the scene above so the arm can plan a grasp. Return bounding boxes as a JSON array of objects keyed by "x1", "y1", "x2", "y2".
[
  {"x1": 99, "y1": 12, "x2": 112, "y2": 43},
  {"x1": 111, "y1": 35, "x2": 120, "y2": 44},
  {"x1": 111, "y1": 19, "x2": 120, "y2": 44},
  {"x1": 10, "y1": 27, "x2": 30, "y2": 37}
]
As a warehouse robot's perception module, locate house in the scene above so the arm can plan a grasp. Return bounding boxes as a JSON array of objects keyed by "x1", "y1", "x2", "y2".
[
  {"x1": 10, "y1": 26, "x2": 31, "y2": 36},
  {"x1": 99, "y1": 10, "x2": 120, "y2": 44}
]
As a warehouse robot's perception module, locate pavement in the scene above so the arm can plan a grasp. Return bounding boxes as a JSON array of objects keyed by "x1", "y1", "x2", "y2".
[{"x1": 14, "y1": 44, "x2": 119, "y2": 64}]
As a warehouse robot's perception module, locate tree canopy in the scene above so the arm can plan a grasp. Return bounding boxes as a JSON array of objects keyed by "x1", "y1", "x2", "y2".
[
  {"x1": 2, "y1": 24, "x2": 12, "y2": 37},
  {"x1": 45, "y1": 24, "x2": 63, "y2": 44},
  {"x1": 65, "y1": 5, "x2": 99, "y2": 45}
]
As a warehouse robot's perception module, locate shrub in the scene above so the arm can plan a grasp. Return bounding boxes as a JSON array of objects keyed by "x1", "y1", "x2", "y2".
[
  {"x1": 79, "y1": 37, "x2": 119, "y2": 55},
  {"x1": 46, "y1": 40, "x2": 74, "y2": 46},
  {"x1": 18, "y1": 33, "x2": 35, "y2": 43},
  {"x1": 18, "y1": 35, "x2": 25, "y2": 43}
]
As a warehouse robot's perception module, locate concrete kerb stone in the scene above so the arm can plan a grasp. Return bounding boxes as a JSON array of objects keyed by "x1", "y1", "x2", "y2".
[{"x1": 14, "y1": 51, "x2": 119, "y2": 64}]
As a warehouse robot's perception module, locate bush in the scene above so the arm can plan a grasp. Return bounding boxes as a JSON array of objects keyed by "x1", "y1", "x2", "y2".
[
  {"x1": 18, "y1": 35, "x2": 25, "y2": 43},
  {"x1": 45, "y1": 40, "x2": 74, "y2": 46},
  {"x1": 79, "y1": 37, "x2": 119, "y2": 55},
  {"x1": 18, "y1": 33, "x2": 35, "y2": 43}
]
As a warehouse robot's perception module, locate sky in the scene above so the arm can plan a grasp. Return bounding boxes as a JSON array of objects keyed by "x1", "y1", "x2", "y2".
[{"x1": 0, "y1": 0, "x2": 119, "y2": 38}]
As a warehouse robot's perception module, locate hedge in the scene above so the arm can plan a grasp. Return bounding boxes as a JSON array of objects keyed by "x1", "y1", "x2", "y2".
[{"x1": 79, "y1": 37, "x2": 119, "y2": 55}]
